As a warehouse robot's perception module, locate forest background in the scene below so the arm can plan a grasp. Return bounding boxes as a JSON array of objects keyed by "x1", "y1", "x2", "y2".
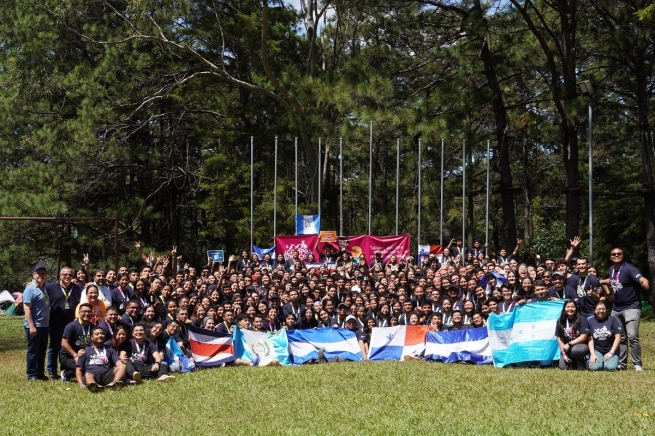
[{"x1": 1, "y1": 0, "x2": 654, "y2": 297}]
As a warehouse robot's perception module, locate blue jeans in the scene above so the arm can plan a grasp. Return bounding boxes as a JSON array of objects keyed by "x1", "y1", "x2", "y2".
[
  {"x1": 47, "y1": 325, "x2": 64, "y2": 376},
  {"x1": 588, "y1": 351, "x2": 619, "y2": 371},
  {"x1": 611, "y1": 308, "x2": 641, "y2": 368},
  {"x1": 25, "y1": 327, "x2": 49, "y2": 380}
]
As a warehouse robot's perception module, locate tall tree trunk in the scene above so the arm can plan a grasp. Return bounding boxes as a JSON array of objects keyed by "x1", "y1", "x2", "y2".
[
  {"x1": 521, "y1": 129, "x2": 533, "y2": 246},
  {"x1": 472, "y1": 0, "x2": 518, "y2": 251}
]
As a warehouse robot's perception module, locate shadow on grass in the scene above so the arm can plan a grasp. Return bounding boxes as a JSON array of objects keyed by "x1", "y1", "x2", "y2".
[{"x1": 0, "y1": 317, "x2": 26, "y2": 352}]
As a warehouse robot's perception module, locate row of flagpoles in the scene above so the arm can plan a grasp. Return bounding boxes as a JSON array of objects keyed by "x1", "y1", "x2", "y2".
[{"x1": 248, "y1": 131, "x2": 493, "y2": 252}]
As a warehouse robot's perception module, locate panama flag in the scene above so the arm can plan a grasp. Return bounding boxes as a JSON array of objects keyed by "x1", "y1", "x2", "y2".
[
  {"x1": 487, "y1": 300, "x2": 564, "y2": 368},
  {"x1": 418, "y1": 244, "x2": 443, "y2": 265},
  {"x1": 188, "y1": 325, "x2": 236, "y2": 367},
  {"x1": 287, "y1": 328, "x2": 363, "y2": 364},
  {"x1": 368, "y1": 325, "x2": 429, "y2": 361},
  {"x1": 233, "y1": 328, "x2": 292, "y2": 366},
  {"x1": 424, "y1": 327, "x2": 493, "y2": 364}
]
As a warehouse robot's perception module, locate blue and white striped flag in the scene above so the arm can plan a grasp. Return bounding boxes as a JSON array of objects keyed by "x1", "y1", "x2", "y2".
[
  {"x1": 287, "y1": 328, "x2": 363, "y2": 364},
  {"x1": 487, "y1": 300, "x2": 564, "y2": 368},
  {"x1": 233, "y1": 328, "x2": 291, "y2": 366},
  {"x1": 295, "y1": 215, "x2": 320, "y2": 235},
  {"x1": 424, "y1": 327, "x2": 493, "y2": 364}
]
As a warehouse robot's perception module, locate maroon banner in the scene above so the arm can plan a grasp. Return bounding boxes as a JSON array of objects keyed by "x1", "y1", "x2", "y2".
[
  {"x1": 275, "y1": 235, "x2": 320, "y2": 261},
  {"x1": 312, "y1": 234, "x2": 410, "y2": 263}
]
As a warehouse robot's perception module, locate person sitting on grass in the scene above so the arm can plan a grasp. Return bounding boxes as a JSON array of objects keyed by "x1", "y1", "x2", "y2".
[
  {"x1": 125, "y1": 322, "x2": 175, "y2": 383},
  {"x1": 555, "y1": 300, "x2": 590, "y2": 370},
  {"x1": 75, "y1": 326, "x2": 126, "y2": 392},
  {"x1": 59, "y1": 303, "x2": 94, "y2": 382},
  {"x1": 588, "y1": 301, "x2": 622, "y2": 371}
]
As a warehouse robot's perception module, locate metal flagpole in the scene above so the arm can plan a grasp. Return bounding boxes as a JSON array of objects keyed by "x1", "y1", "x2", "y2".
[
  {"x1": 368, "y1": 121, "x2": 373, "y2": 235},
  {"x1": 462, "y1": 140, "x2": 466, "y2": 258},
  {"x1": 440, "y1": 138, "x2": 444, "y2": 246},
  {"x1": 340, "y1": 138, "x2": 344, "y2": 236},
  {"x1": 589, "y1": 101, "x2": 593, "y2": 264},
  {"x1": 396, "y1": 138, "x2": 400, "y2": 235},
  {"x1": 250, "y1": 136, "x2": 254, "y2": 253},
  {"x1": 274, "y1": 136, "x2": 278, "y2": 240},
  {"x1": 486, "y1": 140, "x2": 490, "y2": 248},
  {"x1": 295, "y1": 137, "x2": 298, "y2": 234},
  {"x1": 318, "y1": 138, "x2": 322, "y2": 217},
  {"x1": 418, "y1": 139, "x2": 422, "y2": 248}
]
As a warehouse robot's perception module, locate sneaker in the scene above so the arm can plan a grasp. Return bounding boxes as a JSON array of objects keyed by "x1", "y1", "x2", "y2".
[
  {"x1": 105, "y1": 381, "x2": 116, "y2": 390},
  {"x1": 113, "y1": 381, "x2": 124, "y2": 390},
  {"x1": 157, "y1": 374, "x2": 175, "y2": 382},
  {"x1": 87, "y1": 382, "x2": 98, "y2": 393},
  {"x1": 634, "y1": 365, "x2": 644, "y2": 371},
  {"x1": 61, "y1": 370, "x2": 70, "y2": 383},
  {"x1": 132, "y1": 371, "x2": 142, "y2": 384},
  {"x1": 251, "y1": 355, "x2": 260, "y2": 367},
  {"x1": 127, "y1": 379, "x2": 137, "y2": 385}
]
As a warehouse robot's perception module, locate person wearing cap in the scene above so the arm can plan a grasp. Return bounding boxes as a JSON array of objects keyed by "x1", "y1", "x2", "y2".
[
  {"x1": 345, "y1": 315, "x2": 368, "y2": 361},
  {"x1": 564, "y1": 257, "x2": 604, "y2": 317},
  {"x1": 331, "y1": 303, "x2": 349, "y2": 328},
  {"x1": 547, "y1": 271, "x2": 567, "y2": 300},
  {"x1": 24, "y1": 264, "x2": 51, "y2": 381}
]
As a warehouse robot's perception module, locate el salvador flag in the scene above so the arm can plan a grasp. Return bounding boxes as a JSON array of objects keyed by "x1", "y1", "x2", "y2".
[
  {"x1": 233, "y1": 328, "x2": 291, "y2": 366},
  {"x1": 287, "y1": 328, "x2": 363, "y2": 364},
  {"x1": 295, "y1": 215, "x2": 320, "y2": 235},
  {"x1": 368, "y1": 325, "x2": 429, "y2": 361},
  {"x1": 252, "y1": 246, "x2": 275, "y2": 260},
  {"x1": 487, "y1": 300, "x2": 565, "y2": 368},
  {"x1": 424, "y1": 327, "x2": 493, "y2": 364}
]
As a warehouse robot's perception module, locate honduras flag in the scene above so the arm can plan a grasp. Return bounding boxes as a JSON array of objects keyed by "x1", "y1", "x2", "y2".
[
  {"x1": 295, "y1": 215, "x2": 320, "y2": 235},
  {"x1": 424, "y1": 327, "x2": 493, "y2": 364},
  {"x1": 233, "y1": 328, "x2": 291, "y2": 366},
  {"x1": 287, "y1": 328, "x2": 363, "y2": 364},
  {"x1": 487, "y1": 300, "x2": 564, "y2": 368},
  {"x1": 368, "y1": 326, "x2": 429, "y2": 361}
]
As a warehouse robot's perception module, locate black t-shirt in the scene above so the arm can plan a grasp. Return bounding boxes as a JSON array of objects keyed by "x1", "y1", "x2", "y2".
[
  {"x1": 76, "y1": 346, "x2": 120, "y2": 375},
  {"x1": 128, "y1": 339, "x2": 158, "y2": 365},
  {"x1": 59, "y1": 320, "x2": 94, "y2": 360},
  {"x1": 588, "y1": 316, "x2": 623, "y2": 355},
  {"x1": 554, "y1": 316, "x2": 591, "y2": 341},
  {"x1": 44, "y1": 281, "x2": 82, "y2": 328}
]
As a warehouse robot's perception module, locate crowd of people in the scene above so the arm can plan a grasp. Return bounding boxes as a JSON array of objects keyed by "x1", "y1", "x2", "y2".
[{"x1": 21, "y1": 236, "x2": 650, "y2": 391}]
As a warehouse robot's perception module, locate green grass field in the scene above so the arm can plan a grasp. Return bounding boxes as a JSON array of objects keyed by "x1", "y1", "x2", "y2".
[{"x1": 2, "y1": 316, "x2": 655, "y2": 435}]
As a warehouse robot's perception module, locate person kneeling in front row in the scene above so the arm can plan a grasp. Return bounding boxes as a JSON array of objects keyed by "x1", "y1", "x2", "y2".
[
  {"x1": 588, "y1": 302, "x2": 622, "y2": 371},
  {"x1": 75, "y1": 326, "x2": 126, "y2": 392},
  {"x1": 126, "y1": 322, "x2": 175, "y2": 383}
]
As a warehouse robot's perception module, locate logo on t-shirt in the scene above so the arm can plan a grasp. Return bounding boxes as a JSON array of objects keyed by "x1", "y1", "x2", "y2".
[{"x1": 593, "y1": 326, "x2": 612, "y2": 341}]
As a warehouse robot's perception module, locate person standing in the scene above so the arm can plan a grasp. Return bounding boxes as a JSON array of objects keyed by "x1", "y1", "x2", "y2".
[
  {"x1": 604, "y1": 247, "x2": 650, "y2": 371},
  {"x1": 44, "y1": 266, "x2": 82, "y2": 379},
  {"x1": 24, "y1": 264, "x2": 51, "y2": 381}
]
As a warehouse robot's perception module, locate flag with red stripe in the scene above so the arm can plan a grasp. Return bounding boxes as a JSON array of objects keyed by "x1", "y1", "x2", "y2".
[{"x1": 188, "y1": 325, "x2": 236, "y2": 366}]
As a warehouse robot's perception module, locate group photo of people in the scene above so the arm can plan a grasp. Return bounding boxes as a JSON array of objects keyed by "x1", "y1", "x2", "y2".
[{"x1": 21, "y1": 235, "x2": 650, "y2": 391}]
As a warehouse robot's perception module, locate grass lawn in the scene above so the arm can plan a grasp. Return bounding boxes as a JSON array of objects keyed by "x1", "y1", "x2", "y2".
[{"x1": 2, "y1": 316, "x2": 655, "y2": 435}]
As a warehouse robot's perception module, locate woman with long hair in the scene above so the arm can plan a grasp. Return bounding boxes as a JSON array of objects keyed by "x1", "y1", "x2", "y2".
[{"x1": 555, "y1": 300, "x2": 590, "y2": 370}]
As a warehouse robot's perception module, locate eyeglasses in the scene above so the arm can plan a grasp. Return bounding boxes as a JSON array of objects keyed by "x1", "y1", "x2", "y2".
[
  {"x1": 610, "y1": 252, "x2": 623, "y2": 257},
  {"x1": 61, "y1": 273, "x2": 73, "y2": 277}
]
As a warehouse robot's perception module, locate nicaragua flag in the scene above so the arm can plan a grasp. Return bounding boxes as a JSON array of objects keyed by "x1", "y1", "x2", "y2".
[
  {"x1": 188, "y1": 325, "x2": 236, "y2": 367},
  {"x1": 424, "y1": 327, "x2": 493, "y2": 364},
  {"x1": 487, "y1": 300, "x2": 565, "y2": 368},
  {"x1": 252, "y1": 246, "x2": 275, "y2": 260},
  {"x1": 233, "y1": 328, "x2": 291, "y2": 366},
  {"x1": 287, "y1": 328, "x2": 363, "y2": 364},
  {"x1": 368, "y1": 325, "x2": 429, "y2": 361},
  {"x1": 295, "y1": 215, "x2": 321, "y2": 235}
]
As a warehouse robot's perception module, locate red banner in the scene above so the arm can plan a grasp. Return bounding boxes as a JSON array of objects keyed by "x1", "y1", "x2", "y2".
[
  {"x1": 300, "y1": 234, "x2": 410, "y2": 263},
  {"x1": 274, "y1": 235, "x2": 320, "y2": 261}
]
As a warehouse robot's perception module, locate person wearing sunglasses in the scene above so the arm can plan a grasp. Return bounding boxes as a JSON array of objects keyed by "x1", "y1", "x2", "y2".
[{"x1": 601, "y1": 248, "x2": 650, "y2": 371}]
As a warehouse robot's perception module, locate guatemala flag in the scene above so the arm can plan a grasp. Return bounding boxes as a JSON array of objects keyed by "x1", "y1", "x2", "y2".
[
  {"x1": 233, "y1": 328, "x2": 291, "y2": 366},
  {"x1": 188, "y1": 325, "x2": 236, "y2": 367},
  {"x1": 424, "y1": 327, "x2": 493, "y2": 364},
  {"x1": 368, "y1": 325, "x2": 429, "y2": 361},
  {"x1": 295, "y1": 215, "x2": 321, "y2": 235},
  {"x1": 487, "y1": 300, "x2": 565, "y2": 368},
  {"x1": 287, "y1": 328, "x2": 363, "y2": 364}
]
